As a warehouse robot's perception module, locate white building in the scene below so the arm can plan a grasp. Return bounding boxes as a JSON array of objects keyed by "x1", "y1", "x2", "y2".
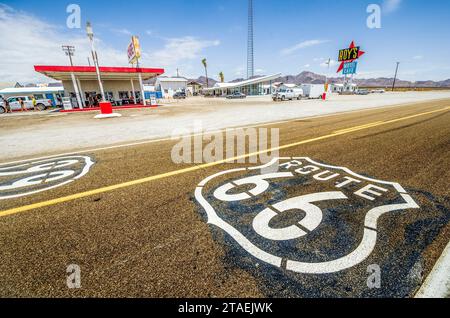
[
  {"x1": 202, "y1": 73, "x2": 282, "y2": 96},
  {"x1": 155, "y1": 77, "x2": 188, "y2": 98},
  {"x1": 331, "y1": 83, "x2": 358, "y2": 93}
]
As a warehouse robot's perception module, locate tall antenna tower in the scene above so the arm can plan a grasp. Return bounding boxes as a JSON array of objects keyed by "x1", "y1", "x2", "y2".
[{"x1": 247, "y1": 0, "x2": 254, "y2": 79}]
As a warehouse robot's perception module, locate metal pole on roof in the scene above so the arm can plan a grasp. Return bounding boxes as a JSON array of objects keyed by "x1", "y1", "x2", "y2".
[{"x1": 86, "y1": 22, "x2": 106, "y2": 102}]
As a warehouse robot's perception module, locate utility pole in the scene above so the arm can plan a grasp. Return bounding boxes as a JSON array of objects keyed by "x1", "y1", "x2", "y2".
[
  {"x1": 62, "y1": 45, "x2": 83, "y2": 109},
  {"x1": 62, "y1": 45, "x2": 75, "y2": 66},
  {"x1": 325, "y1": 58, "x2": 331, "y2": 85},
  {"x1": 392, "y1": 62, "x2": 400, "y2": 92}
]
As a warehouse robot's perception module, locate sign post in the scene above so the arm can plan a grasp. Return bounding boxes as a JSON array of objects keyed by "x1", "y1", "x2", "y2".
[
  {"x1": 128, "y1": 36, "x2": 147, "y2": 106},
  {"x1": 336, "y1": 41, "x2": 365, "y2": 93}
]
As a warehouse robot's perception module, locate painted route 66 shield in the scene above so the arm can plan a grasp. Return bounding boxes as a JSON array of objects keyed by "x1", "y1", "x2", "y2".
[
  {"x1": 0, "y1": 156, "x2": 94, "y2": 200},
  {"x1": 195, "y1": 157, "x2": 420, "y2": 274}
]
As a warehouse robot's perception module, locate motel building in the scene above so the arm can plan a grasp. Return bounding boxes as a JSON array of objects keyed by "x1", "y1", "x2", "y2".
[
  {"x1": 34, "y1": 65, "x2": 164, "y2": 110},
  {"x1": 202, "y1": 73, "x2": 281, "y2": 96},
  {"x1": 331, "y1": 83, "x2": 358, "y2": 94}
]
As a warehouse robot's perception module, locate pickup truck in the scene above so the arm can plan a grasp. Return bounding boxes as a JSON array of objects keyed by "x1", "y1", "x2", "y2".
[
  {"x1": 272, "y1": 88, "x2": 303, "y2": 101},
  {"x1": 0, "y1": 96, "x2": 53, "y2": 113}
]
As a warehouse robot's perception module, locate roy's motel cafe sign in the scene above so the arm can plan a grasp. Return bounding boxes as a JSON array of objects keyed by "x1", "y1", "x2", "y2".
[{"x1": 337, "y1": 41, "x2": 365, "y2": 75}]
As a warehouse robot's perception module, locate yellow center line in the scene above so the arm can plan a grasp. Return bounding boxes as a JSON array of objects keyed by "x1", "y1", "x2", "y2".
[
  {"x1": 334, "y1": 121, "x2": 384, "y2": 134},
  {"x1": 0, "y1": 106, "x2": 448, "y2": 218}
]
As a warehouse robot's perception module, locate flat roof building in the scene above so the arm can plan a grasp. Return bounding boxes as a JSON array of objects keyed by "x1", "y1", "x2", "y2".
[
  {"x1": 34, "y1": 65, "x2": 164, "y2": 108},
  {"x1": 202, "y1": 73, "x2": 281, "y2": 96},
  {"x1": 155, "y1": 77, "x2": 188, "y2": 98}
]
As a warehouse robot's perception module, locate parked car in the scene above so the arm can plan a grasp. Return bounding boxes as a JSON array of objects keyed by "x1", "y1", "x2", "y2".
[
  {"x1": 173, "y1": 92, "x2": 187, "y2": 99},
  {"x1": 272, "y1": 88, "x2": 303, "y2": 101},
  {"x1": 371, "y1": 89, "x2": 386, "y2": 94},
  {"x1": 226, "y1": 92, "x2": 246, "y2": 99},
  {"x1": 0, "y1": 96, "x2": 53, "y2": 113},
  {"x1": 355, "y1": 89, "x2": 370, "y2": 95}
]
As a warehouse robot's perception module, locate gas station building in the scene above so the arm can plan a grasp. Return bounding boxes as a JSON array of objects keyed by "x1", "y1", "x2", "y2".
[{"x1": 34, "y1": 65, "x2": 164, "y2": 109}]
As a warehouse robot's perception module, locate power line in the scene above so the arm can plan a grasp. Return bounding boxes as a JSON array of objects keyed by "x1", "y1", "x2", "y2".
[{"x1": 62, "y1": 45, "x2": 75, "y2": 67}]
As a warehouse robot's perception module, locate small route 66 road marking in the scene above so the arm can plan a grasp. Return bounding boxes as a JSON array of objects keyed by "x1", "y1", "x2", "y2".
[{"x1": 0, "y1": 156, "x2": 94, "y2": 200}]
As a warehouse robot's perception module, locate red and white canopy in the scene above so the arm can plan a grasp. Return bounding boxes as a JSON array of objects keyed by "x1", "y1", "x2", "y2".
[{"x1": 34, "y1": 65, "x2": 165, "y2": 81}]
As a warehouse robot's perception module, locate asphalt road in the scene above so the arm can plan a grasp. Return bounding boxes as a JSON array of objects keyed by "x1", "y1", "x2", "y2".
[{"x1": 0, "y1": 100, "x2": 449, "y2": 298}]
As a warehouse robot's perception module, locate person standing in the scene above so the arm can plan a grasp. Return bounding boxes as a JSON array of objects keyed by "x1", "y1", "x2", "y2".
[
  {"x1": 32, "y1": 96, "x2": 38, "y2": 111},
  {"x1": 19, "y1": 97, "x2": 27, "y2": 112},
  {"x1": 3, "y1": 98, "x2": 12, "y2": 113}
]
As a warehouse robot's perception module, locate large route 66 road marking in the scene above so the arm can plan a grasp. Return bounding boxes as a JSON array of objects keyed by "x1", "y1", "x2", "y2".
[
  {"x1": 195, "y1": 157, "x2": 420, "y2": 274},
  {"x1": 0, "y1": 156, "x2": 94, "y2": 200}
]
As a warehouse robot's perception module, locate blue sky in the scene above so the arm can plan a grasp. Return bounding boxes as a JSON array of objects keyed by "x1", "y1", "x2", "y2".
[{"x1": 1, "y1": 0, "x2": 449, "y2": 83}]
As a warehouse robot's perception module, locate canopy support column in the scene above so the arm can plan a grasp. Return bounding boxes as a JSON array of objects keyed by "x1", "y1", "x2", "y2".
[
  {"x1": 71, "y1": 73, "x2": 83, "y2": 109},
  {"x1": 76, "y1": 77, "x2": 86, "y2": 107},
  {"x1": 138, "y1": 73, "x2": 146, "y2": 106},
  {"x1": 130, "y1": 79, "x2": 137, "y2": 103}
]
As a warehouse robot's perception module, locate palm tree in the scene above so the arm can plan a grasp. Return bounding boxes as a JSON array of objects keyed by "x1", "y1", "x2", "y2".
[
  {"x1": 219, "y1": 71, "x2": 224, "y2": 83},
  {"x1": 201, "y1": 58, "x2": 209, "y2": 88}
]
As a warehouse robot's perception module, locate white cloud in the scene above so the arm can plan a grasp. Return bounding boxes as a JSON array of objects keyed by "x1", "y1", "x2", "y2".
[
  {"x1": 304, "y1": 64, "x2": 311, "y2": 68},
  {"x1": 383, "y1": 0, "x2": 402, "y2": 14},
  {"x1": 112, "y1": 28, "x2": 132, "y2": 36},
  {"x1": 233, "y1": 66, "x2": 245, "y2": 77},
  {"x1": 0, "y1": 5, "x2": 220, "y2": 83},
  {"x1": 413, "y1": 55, "x2": 423, "y2": 60},
  {"x1": 146, "y1": 36, "x2": 220, "y2": 68},
  {"x1": 320, "y1": 59, "x2": 339, "y2": 68},
  {"x1": 281, "y1": 40, "x2": 329, "y2": 56},
  {"x1": 0, "y1": 5, "x2": 127, "y2": 83}
]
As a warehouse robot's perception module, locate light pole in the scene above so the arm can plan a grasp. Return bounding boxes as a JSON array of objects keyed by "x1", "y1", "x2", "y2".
[
  {"x1": 392, "y1": 62, "x2": 400, "y2": 92},
  {"x1": 323, "y1": 58, "x2": 331, "y2": 100},
  {"x1": 86, "y1": 22, "x2": 106, "y2": 102},
  {"x1": 62, "y1": 45, "x2": 83, "y2": 109}
]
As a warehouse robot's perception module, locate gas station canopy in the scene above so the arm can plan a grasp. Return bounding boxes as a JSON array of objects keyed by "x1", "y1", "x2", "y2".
[{"x1": 34, "y1": 65, "x2": 165, "y2": 81}]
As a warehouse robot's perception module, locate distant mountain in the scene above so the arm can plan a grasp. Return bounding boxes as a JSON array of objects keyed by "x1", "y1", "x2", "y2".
[
  {"x1": 144, "y1": 71, "x2": 449, "y2": 88},
  {"x1": 265, "y1": 71, "x2": 450, "y2": 88},
  {"x1": 192, "y1": 76, "x2": 218, "y2": 87}
]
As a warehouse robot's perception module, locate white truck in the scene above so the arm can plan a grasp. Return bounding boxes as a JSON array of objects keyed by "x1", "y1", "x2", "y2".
[
  {"x1": 272, "y1": 88, "x2": 304, "y2": 101},
  {"x1": 301, "y1": 84, "x2": 325, "y2": 99},
  {"x1": 0, "y1": 96, "x2": 53, "y2": 113}
]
